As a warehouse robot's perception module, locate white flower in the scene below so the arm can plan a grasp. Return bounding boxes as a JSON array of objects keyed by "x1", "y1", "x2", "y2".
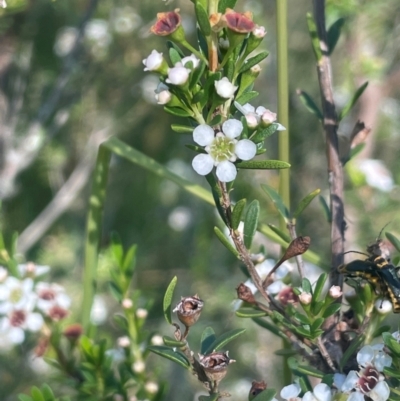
[
  {"x1": 143, "y1": 49, "x2": 164, "y2": 72},
  {"x1": 36, "y1": 282, "x2": 71, "y2": 314},
  {"x1": 357, "y1": 345, "x2": 392, "y2": 372},
  {"x1": 303, "y1": 383, "x2": 332, "y2": 401},
  {"x1": 356, "y1": 159, "x2": 394, "y2": 192},
  {"x1": 117, "y1": 336, "x2": 130, "y2": 348},
  {"x1": 280, "y1": 383, "x2": 301, "y2": 401},
  {"x1": 0, "y1": 277, "x2": 36, "y2": 314},
  {"x1": 166, "y1": 62, "x2": 191, "y2": 86},
  {"x1": 191, "y1": 120, "x2": 256, "y2": 182},
  {"x1": 122, "y1": 298, "x2": 133, "y2": 309},
  {"x1": 181, "y1": 54, "x2": 200, "y2": 69},
  {"x1": 214, "y1": 77, "x2": 238, "y2": 99},
  {"x1": 18, "y1": 262, "x2": 50, "y2": 278}
]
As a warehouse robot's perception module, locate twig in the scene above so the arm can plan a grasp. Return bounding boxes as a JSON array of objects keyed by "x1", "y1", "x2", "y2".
[{"x1": 313, "y1": 0, "x2": 345, "y2": 288}]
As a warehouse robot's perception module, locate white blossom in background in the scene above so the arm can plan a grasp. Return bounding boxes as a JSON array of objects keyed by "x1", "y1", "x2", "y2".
[
  {"x1": 191, "y1": 119, "x2": 256, "y2": 182},
  {"x1": 356, "y1": 159, "x2": 394, "y2": 192},
  {"x1": 141, "y1": 74, "x2": 160, "y2": 104},
  {"x1": 84, "y1": 19, "x2": 112, "y2": 59},
  {"x1": 214, "y1": 77, "x2": 238, "y2": 99},
  {"x1": 18, "y1": 262, "x2": 50, "y2": 278},
  {"x1": 0, "y1": 277, "x2": 36, "y2": 314},
  {"x1": 54, "y1": 27, "x2": 78, "y2": 57},
  {"x1": 90, "y1": 295, "x2": 108, "y2": 325},
  {"x1": 112, "y1": 6, "x2": 142, "y2": 35},
  {"x1": 168, "y1": 206, "x2": 192, "y2": 231},
  {"x1": 0, "y1": 266, "x2": 7, "y2": 282},
  {"x1": 36, "y1": 282, "x2": 71, "y2": 321}
]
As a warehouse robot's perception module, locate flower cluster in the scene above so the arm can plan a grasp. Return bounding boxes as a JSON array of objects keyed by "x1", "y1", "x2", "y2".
[{"x1": 0, "y1": 264, "x2": 71, "y2": 350}]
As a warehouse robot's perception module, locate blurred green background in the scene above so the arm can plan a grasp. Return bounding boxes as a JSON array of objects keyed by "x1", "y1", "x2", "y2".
[{"x1": 1, "y1": 0, "x2": 400, "y2": 399}]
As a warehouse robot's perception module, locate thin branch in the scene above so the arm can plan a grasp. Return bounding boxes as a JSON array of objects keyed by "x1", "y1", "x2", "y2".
[{"x1": 313, "y1": 0, "x2": 345, "y2": 288}]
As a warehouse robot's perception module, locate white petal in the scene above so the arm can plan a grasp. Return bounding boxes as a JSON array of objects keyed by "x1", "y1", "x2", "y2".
[
  {"x1": 333, "y1": 373, "x2": 346, "y2": 389},
  {"x1": 235, "y1": 139, "x2": 256, "y2": 160},
  {"x1": 347, "y1": 392, "x2": 365, "y2": 401},
  {"x1": 256, "y1": 106, "x2": 267, "y2": 115},
  {"x1": 369, "y1": 381, "x2": 390, "y2": 401},
  {"x1": 314, "y1": 383, "x2": 331, "y2": 401},
  {"x1": 280, "y1": 384, "x2": 301, "y2": 400},
  {"x1": 192, "y1": 154, "x2": 214, "y2": 176},
  {"x1": 302, "y1": 391, "x2": 317, "y2": 401},
  {"x1": 357, "y1": 345, "x2": 374, "y2": 366},
  {"x1": 193, "y1": 124, "x2": 215, "y2": 146},
  {"x1": 374, "y1": 351, "x2": 392, "y2": 371},
  {"x1": 341, "y1": 371, "x2": 359, "y2": 392},
  {"x1": 222, "y1": 119, "x2": 243, "y2": 139},
  {"x1": 276, "y1": 123, "x2": 286, "y2": 131},
  {"x1": 26, "y1": 313, "x2": 44, "y2": 332},
  {"x1": 216, "y1": 161, "x2": 237, "y2": 182},
  {"x1": 9, "y1": 326, "x2": 25, "y2": 344},
  {"x1": 267, "y1": 280, "x2": 285, "y2": 294}
]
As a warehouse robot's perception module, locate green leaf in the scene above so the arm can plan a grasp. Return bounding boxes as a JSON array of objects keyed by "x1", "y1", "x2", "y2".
[
  {"x1": 237, "y1": 160, "x2": 290, "y2": 170},
  {"x1": 383, "y1": 366, "x2": 400, "y2": 379},
  {"x1": 339, "y1": 82, "x2": 368, "y2": 120},
  {"x1": 169, "y1": 47, "x2": 182, "y2": 65},
  {"x1": 108, "y1": 281, "x2": 123, "y2": 302},
  {"x1": 235, "y1": 91, "x2": 259, "y2": 105},
  {"x1": 189, "y1": 61, "x2": 206, "y2": 90},
  {"x1": 110, "y1": 232, "x2": 123, "y2": 267},
  {"x1": 322, "y1": 303, "x2": 341, "y2": 318},
  {"x1": 18, "y1": 396, "x2": 33, "y2": 401},
  {"x1": 293, "y1": 189, "x2": 321, "y2": 219},
  {"x1": 267, "y1": 224, "x2": 291, "y2": 243},
  {"x1": 310, "y1": 317, "x2": 324, "y2": 333},
  {"x1": 327, "y1": 17, "x2": 345, "y2": 55},
  {"x1": 195, "y1": 2, "x2": 211, "y2": 36},
  {"x1": 167, "y1": 41, "x2": 185, "y2": 57},
  {"x1": 274, "y1": 349, "x2": 298, "y2": 356},
  {"x1": 313, "y1": 273, "x2": 328, "y2": 302},
  {"x1": 252, "y1": 317, "x2": 286, "y2": 339},
  {"x1": 252, "y1": 389, "x2": 277, "y2": 401},
  {"x1": 201, "y1": 327, "x2": 216, "y2": 354},
  {"x1": 382, "y1": 332, "x2": 400, "y2": 357},
  {"x1": 171, "y1": 124, "x2": 194, "y2": 134},
  {"x1": 31, "y1": 387, "x2": 45, "y2": 401},
  {"x1": 113, "y1": 314, "x2": 128, "y2": 331},
  {"x1": 209, "y1": 114, "x2": 223, "y2": 126},
  {"x1": 163, "y1": 336, "x2": 186, "y2": 348},
  {"x1": 122, "y1": 244, "x2": 137, "y2": 274},
  {"x1": 243, "y1": 200, "x2": 260, "y2": 249},
  {"x1": 250, "y1": 124, "x2": 280, "y2": 143},
  {"x1": 372, "y1": 325, "x2": 391, "y2": 338},
  {"x1": 204, "y1": 328, "x2": 246, "y2": 354},
  {"x1": 306, "y1": 13, "x2": 322, "y2": 61},
  {"x1": 297, "y1": 90, "x2": 323, "y2": 120},
  {"x1": 41, "y1": 384, "x2": 54, "y2": 400},
  {"x1": 294, "y1": 313, "x2": 310, "y2": 325},
  {"x1": 340, "y1": 334, "x2": 366, "y2": 370},
  {"x1": 386, "y1": 232, "x2": 400, "y2": 253},
  {"x1": 261, "y1": 184, "x2": 290, "y2": 219},
  {"x1": 319, "y1": 195, "x2": 332, "y2": 223},
  {"x1": 214, "y1": 226, "x2": 239, "y2": 258},
  {"x1": 348, "y1": 143, "x2": 365, "y2": 161},
  {"x1": 288, "y1": 357, "x2": 324, "y2": 378},
  {"x1": 231, "y1": 199, "x2": 247, "y2": 230},
  {"x1": 163, "y1": 276, "x2": 178, "y2": 325},
  {"x1": 218, "y1": 0, "x2": 237, "y2": 13},
  {"x1": 239, "y1": 51, "x2": 269, "y2": 74},
  {"x1": 147, "y1": 346, "x2": 191, "y2": 369},
  {"x1": 236, "y1": 308, "x2": 267, "y2": 318},
  {"x1": 164, "y1": 106, "x2": 193, "y2": 117},
  {"x1": 301, "y1": 278, "x2": 312, "y2": 294}
]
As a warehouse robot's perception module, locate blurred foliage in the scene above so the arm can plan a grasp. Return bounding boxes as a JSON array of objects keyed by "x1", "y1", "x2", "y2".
[{"x1": 1, "y1": 0, "x2": 400, "y2": 399}]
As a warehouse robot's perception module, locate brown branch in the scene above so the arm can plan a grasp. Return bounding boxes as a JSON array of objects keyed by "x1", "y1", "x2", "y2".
[{"x1": 313, "y1": 1, "x2": 345, "y2": 288}]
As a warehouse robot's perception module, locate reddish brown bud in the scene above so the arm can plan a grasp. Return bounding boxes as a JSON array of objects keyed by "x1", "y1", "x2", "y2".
[
  {"x1": 63, "y1": 323, "x2": 83, "y2": 340},
  {"x1": 199, "y1": 351, "x2": 235, "y2": 383},
  {"x1": 249, "y1": 381, "x2": 267, "y2": 400},
  {"x1": 173, "y1": 294, "x2": 204, "y2": 327},
  {"x1": 283, "y1": 236, "x2": 310, "y2": 260},
  {"x1": 236, "y1": 283, "x2": 256, "y2": 304},
  {"x1": 151, "y1": 10, "x2": 182, "y2": 36},
  {"x1": 277, "y1": 287, "x2": 299, "y2": 306},
  {"x1": 222, "y1": 9, "x2": 255, "y2": 33},
  {"x1": 34, "y1": 336, "x2": 50, "y2": 358}
]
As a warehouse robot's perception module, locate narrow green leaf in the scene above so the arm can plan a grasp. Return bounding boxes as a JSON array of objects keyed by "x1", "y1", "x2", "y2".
[
  {"x1": 252, "y1": 389, "x2": 277, "y2": 401},
  {"x1": 231, "y1": 199, "x2": 247, "y2": 230},
  {"x1": 163, "y1": 336, "x2": 186, "y2": 348},
  {"x1": 163, "y1": 276, "x2": 178, "y2": 325},
  {"x1": 386, "y1": 232, "x2": 400, "y2": 253},
  {"x1": 235, "y1": 90, "x2": 259, "y2": 105},
  {"x1": 243, "y1": 200, "x2": 260, "y2": 249},
  {"x1": 383, "y1": 366, "x2": 400, "y2": 379},
  {"x1": 382, "y1": 332, "x2": 400, "y2": 357},
  {"x1": 293, "y1": 188, "x2": 321, "y2": 219},
  {"x1": 204, "y1": 328, "x2": 246, "y2": 354},
  {"x1": 41, "y1": 384, "x2": 54, "y2": 400},
  {"x1": 214, "y1": 226, "x2": 239, "y2": 257},
  {"x1": 339, "y1": 81, "x2": 368, "y2": 120},
  {"x1": 288, "y1": 357, "x2": 324, "y2": 379},
  {"x1": 171, "y1": 124, "x2": 194, "y2": 134},
  {"x1": 113, "y1": 314, "x2": 128, "y2": 331},
  {"x1": 166, "y1": 41, "x2": 185, "y2": 57},
  {"x1": 239, "y1": 51, "x2": 269, "y2": 74},
  {"x1": 252, "y1": 317, "x2": 286, "y2": 339},
  {"x1": 322, "y1": 303, "x2": 341, "y2": 318},
  {"x1": 310, "y1": 318, "x2": 324, "y2": 333},
  {"x1": 319, "y1": 195, "x2": 332, "y2": 223},
  {"x1": 18, "y1": 396, "x2": 33, "y2": 401},
  {"x1": 164, "y1": 106, "x2": 193, "y2": 117},
  {"x1": 169, "y1": 47, "x2": 182, "y2": 65},
  {"x1": 294, "y1": 312, "x2": 310, "y2": 325},
  {"x1": 218, "y1": 0, "x2": 237, "y2": 13},
  {"x1": 209, "y1": 114, "x2": 223, "y2": 126},
  {"x1": 340, "y1": 334, "x2": 366, "y2": 370},
  {"x1": 267, "y1": 224, "x2": 291, "y2": 243},
  {"x1": 250, "y1": 124, "x2": 280, "y2": 143},
  {"x1": 236, "y1": 308, "x2": 267, "y2": 318},
  {"x1": 237, "y1": 160, "x2": 290, "y2": 170},
  {"x1": 372, "y1": 325, "x2": 391, "y2": 339},
  {"x1": 301, "y1": 278, "x2": 312, "y2": 294},
  {"x1": 31, "y1": 387, "x2": 45, "y2": 401},
  {"x1": 122, "y1": 244, "x2": 137, "y2": 274},
  {"x1": 195, "y1": 2, "x2": 211, "y2": 36},
  {"x1": 147, "y1": 346, "x2": 190, "y2": 369},
  {"x1": 297, "y1": 90, "x2": 323, "y2": 120},
  {"x1": 327, "y1": 18, "x2": 345, "y2": 55},
  {"x1": 108, "y1": 282, "x2": 123, "y2": 302},
  {"x1": 201, "y1": 327, "x2": 216, "y2": 354},
  {"x1": 348, "y1": 143, "x2": 365, "y2": 161},
  {"x1": 189, "y1": 61, "x2": 206, "y2": 90},
  {"x1": 261, "y1": 184, "x2": 290, "y2": 219},
  {"x1": 306, "y1": 13, "x2": 322, "y2": 61},
  {"x1": 313, "y1": 273, "x2": 328, "y2": 302}
]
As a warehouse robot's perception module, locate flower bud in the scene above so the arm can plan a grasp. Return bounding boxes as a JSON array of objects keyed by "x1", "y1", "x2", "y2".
[
  {"x1": 155, "y1": 90, "x2": 172, "y2": 105},
  {"x1": 278, "y1": 287, "x2": 299, "y2": 306},
  {"x1": 122, "y1": 298, "x2": 133, "y2": 309},
  {"x1": 249, "y1": 381, "x2": 267, "y2": 400},
  {"x1": 245, "y1": 25, "x2": 267, "y2": 55},
  {"x1": 63, "y1": 323, "x2": 83, "y2": 341},
  {"x1": 328, "y1": 285, "x2": 343, "y2": 299},
  {"x1": 142, "y1": 50, "x2": 168, "y2": 74},
  {"x1": 136, "y1": 308, "x2": 148, "y2": 319},
  {"x1": 166, "y1": 63, "x2": 191, "y2": 86},
  {"x1": 299, "y1": 292, "x2": 312, "y2": 305},
  {"x1": 173, "y1": 294, "x2": 204, "y2": 327},
  {"x1": 260, "y1": 109, "x2": 277, "y2": 127},
  {"x1": 375, "y1": 299, "x2": 392, "y2": 314},
  {"x1": 199, "y1": 351, "x2": 235, "y2": 384},
  {"x1": 117, "y1": 336, "x2": 131, "y2": 348},
  {"x1": 236, "y1": 283, "x2": 256, "y2": 304},
  {"x1": 214, "y1": 77, "x2": 238, "y2": 99}
]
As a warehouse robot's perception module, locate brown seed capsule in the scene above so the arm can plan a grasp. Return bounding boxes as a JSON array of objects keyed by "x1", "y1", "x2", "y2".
[
  {"x1": 63, "y1": 323, "x2": 83, "y2": 340},
  {"x1": 199, "y1": 351, "x2": 235, "y2": 383},
  {"x1": 236, "y1": 283, "x2": 256, "y2": 304},
  {"x1": 277, "y1": 287, "x2": 299, "y2": 306},
  {"x1": 249, "y1": 380, "x2": 267, "y2": 400},
  {"x1": 173, "y1": 294, "x2": 204, "y2": 327}
]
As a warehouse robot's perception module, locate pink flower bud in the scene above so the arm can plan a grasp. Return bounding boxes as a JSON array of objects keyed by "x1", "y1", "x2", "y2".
[
  {"x1": 328, "y1": 285, "x2": 343, "y2": 299},
  {"x1": 166, "y1": 63, "x2": 191, "y2": 86},
  {"x1": 155, "y1": 90, "x2": 172, "y2": 104},
  {"x1": 299, "y1": 292, "x2": 312, "y2": 305},
  {"x1": 261, "y1": 109, "x2": 277, "y2": 126}
]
